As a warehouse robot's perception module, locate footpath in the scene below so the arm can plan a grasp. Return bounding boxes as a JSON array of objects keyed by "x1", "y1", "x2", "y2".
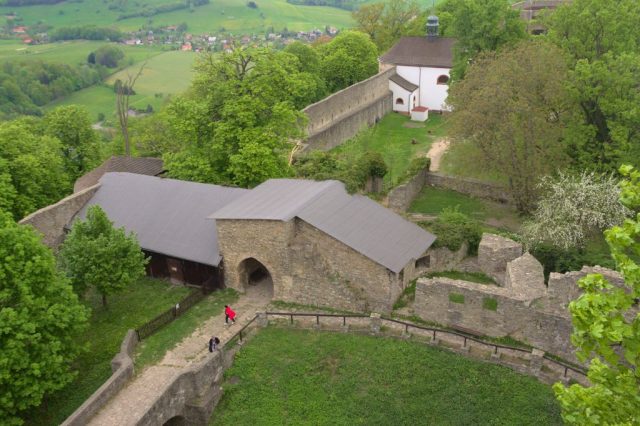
[{"x1": 88, "y1": 285, "x2": 271, "y2": 426}]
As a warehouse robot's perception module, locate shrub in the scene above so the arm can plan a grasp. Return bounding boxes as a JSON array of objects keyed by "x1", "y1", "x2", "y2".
[
  {"x1": 449, "y1": 292, "x2": 465, "y2": 304},
  {"x1": 421, "y1": 207, "x2": 482, "y2": 255},
  {"x1": 530, "y1": 243, "x2": 614, "y2": 280},
  {"x1": 398, "y1": 156, "x2": 430, "y2": 184},
  {"x1": 483, "y1": 297, "x2": 498, "y2": 311}
]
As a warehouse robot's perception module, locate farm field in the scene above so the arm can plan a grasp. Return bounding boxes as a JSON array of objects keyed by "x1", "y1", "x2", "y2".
[
  {"x1": 45, "y1": 49, "x2": 197, "y2": 121},
  {"x1": 210, "y1": 327, "x2": 562, "y2": 425}
]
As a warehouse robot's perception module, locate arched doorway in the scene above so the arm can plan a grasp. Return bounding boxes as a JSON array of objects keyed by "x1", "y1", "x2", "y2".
[
  {"x1": 163, "y1": 416, "x2": 186, "y2": 426},
  {"x1": 238, "y1": 258, "x2": 273, "y2": 298}
]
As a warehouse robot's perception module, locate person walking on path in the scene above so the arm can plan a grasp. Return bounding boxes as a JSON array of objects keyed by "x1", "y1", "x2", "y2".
[
  {"x1": 225, "y1": 305, "x2": 236, "y2": 325},
  {"x1": 208, "y1": 336, "x2": 220, "y2": 352}
]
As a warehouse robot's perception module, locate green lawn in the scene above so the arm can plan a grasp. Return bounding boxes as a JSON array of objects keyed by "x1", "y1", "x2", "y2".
[
  {"x1": 210, "y1": 328, "x2": 562, "y2": 425},
  {"x1": 134, "y1": 288, "x2": 238, "y2": 370},
  {"x1": 24, "y1": 278, "x2": 191, "y2": 426},
  {"x1": 410, "y1": 186, "x2": 523, "y2": 232},
  {"x1": 332, "y1": 112, "x2": 448, "y2": 189},
  {"x1": 45, "y1": 50, "x2": 196, "y2": 121}
]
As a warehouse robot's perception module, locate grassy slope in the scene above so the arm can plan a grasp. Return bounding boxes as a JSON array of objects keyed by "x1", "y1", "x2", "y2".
[
  {"x1": 24, "y1": 278, "x2": 190, "y2": 426},
  {"x1": 211, "y1": 328, "x2": 562, "y2": 425},
  {"x1": 45, "y1": 49, "x2": 196, "y2": 120},
  {"x1": 332, "y1": 112, "x2": 448, "y2": 189}
]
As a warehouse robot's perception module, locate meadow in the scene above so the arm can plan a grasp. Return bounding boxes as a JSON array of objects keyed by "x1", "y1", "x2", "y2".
[
  {"x1": 45, "y1": 49, "x2": 197, "y2": 120},
  {"x1": 210, "y1": 327, "x2": 563, "y2": 425}
]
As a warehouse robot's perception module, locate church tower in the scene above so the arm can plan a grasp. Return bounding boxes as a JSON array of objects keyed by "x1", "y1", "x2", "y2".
[{"x1": 426, "y1": 15, "x2": 439, "y2": 38}]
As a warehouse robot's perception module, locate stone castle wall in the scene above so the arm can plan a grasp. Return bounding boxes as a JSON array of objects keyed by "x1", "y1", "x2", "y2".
[
  {"x1": 425, "y1": 172, "x2": 512, "y2": 204},
  {"x1": 19, "y1": 184, "x2": 100, "y2": 248},
  {"x1": 303, "y1": 68, "x2": 395, "y2": 151},
  {"x1": 387, "y1": 165, "x2": 430, "y2": 212}
]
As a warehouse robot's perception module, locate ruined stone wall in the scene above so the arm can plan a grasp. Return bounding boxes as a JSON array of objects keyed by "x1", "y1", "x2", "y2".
[
  {"x1": 215, "y1": 219, "x2": 293, "y2": 297},
  {"x1": 387, "y1": 165, "x2": 429, "y2": 212},
  {"x1": 425, "y1": 172, "x2": 512, "y2": 204},
  {"x1": 414, "y1": 277, "x2": 578, "y2": 362},
  {"x1": 288, "y1": 219, "x2": 405, "y2": 313},
  {"x1": 19, "y1": 184, "x2": 100, "y2": 248},
  {"x1": 303, "y1": 68, "x2": 395, "y2": 151},
  {"x1": 546, "y1": 266, "x2": 624, "y2": 313}
]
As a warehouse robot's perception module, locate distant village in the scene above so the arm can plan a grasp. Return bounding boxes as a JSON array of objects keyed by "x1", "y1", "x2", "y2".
[{"x1": 3, "y1": 13, "x2": 341, "y2": 50}]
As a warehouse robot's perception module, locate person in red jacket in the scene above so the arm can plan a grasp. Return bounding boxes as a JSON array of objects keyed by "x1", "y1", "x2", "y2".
[{"x1": 224, "y1": 305, "x2": 236, "y2": 325}]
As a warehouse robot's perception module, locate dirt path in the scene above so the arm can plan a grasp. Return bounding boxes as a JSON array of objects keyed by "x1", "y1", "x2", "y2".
[
  {"x1": 88, "y1": 284, "x2": 271, "y2": 426},
  {"x1": 426, "y1": 138, "x2": 450, "y2": 172}
]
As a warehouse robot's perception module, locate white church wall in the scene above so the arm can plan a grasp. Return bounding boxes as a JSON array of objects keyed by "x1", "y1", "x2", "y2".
[
  {"x1": 389, "y1": 81, "x2": 411, "y2": 113},
  {"x1": 419, "y1": 67, "x2": 451, "y2": 111}
]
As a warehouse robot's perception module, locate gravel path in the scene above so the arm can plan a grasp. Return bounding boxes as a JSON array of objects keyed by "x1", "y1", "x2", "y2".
[
  {"x1": 88, "y1": 284, "x2": 271, "y2": 426},
  {"x1": 427, "y1": 138, "x2": 450, "y2": 172}
]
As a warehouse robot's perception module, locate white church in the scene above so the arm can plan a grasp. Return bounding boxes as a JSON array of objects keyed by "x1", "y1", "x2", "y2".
[{"x1": 380, "y1": 15, "x2": 454, "y2": 121}]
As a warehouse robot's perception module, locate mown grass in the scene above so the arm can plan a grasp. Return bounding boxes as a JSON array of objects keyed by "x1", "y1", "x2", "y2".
[
  {"x1": 332, "y1": 113, "x2": 448, "y2": 189},
  {"x1": 24, "y1": 278, "x2": 190, "y2": 426},
  {"x1": 210, "y1": 327, "x2": 562, "y2": 425},
  {"x1": 134, "y1": 288, "x2": 238, "y2": 370}
]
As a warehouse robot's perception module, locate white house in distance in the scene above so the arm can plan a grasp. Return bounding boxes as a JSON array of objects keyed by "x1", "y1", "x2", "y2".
[{"x1": 380, "y1": 15, "x2": 455, "y2": 120}]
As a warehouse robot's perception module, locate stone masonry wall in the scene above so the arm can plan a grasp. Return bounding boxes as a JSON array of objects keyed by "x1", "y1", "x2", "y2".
[
  {"x1": 19, "y1": 184, "x2": 100, "y2": 248},
  {"x1": 215, "y1": 219, "x2": 294, "y2": 297},
  {"x1": 288, "y1": 219, "x2": 407, "y2": 313},
  {"x1": 387, "y1": 164, "x2": 429, "y2": 212},
  {"x1": 425, "y1": 172, "x2": 512, "y2": 204},
  {"x1": 303, "y1": 68, "x2": 395, "y2": 151},
  {"x1": 62, "y1": 330, "x2": 138, "y2": 426},
  {"x1": 414, "y1": 277, "x2": 578, "y2": 362}
]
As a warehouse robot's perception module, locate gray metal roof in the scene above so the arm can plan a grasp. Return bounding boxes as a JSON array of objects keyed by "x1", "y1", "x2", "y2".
[
  {"x1": 73, "y1": 172, "x2": 249, "y2": 266},
  {"x1": 389, "y1": 74, "x2": 419, "y2": 92},
  {"x1": 211, "y1": 179, "x2": 436, "y2": 273}
]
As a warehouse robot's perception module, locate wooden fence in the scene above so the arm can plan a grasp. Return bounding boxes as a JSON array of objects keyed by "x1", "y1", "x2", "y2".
[{"x1": 136, "y1": 289, "x2": 206, "y2": 341}]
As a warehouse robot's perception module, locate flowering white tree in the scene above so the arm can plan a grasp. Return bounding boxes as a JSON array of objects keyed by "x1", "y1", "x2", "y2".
[{"x1": 522, "y1": 172, "x2": 631, "y2": 250}]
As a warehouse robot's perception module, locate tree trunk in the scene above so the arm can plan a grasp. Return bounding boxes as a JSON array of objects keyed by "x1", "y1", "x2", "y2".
[{"x1": 102, "y1": 293, "x2": 107, "y2": 308}]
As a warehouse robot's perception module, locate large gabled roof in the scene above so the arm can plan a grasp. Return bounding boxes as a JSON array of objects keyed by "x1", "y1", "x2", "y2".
[
  {"x1": 211, "y1": 179, "x2": 436, "y2": 273},
  {"x1": 73, "y1": 172, "x2": 249, "y2": 266},
  {"x1": 380, "y1": 37, "x2": 455, "y2": 68}
]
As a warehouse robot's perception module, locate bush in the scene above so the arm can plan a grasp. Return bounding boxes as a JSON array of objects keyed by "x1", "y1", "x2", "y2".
[
  {"x1": 399, "y1": 156, "x2": 430, "y2": 184},
  {"x1": 530, "y1": 243, "x2": 615, "y2": 280},
  {"x1": 420, "y1": 207, "x2": 482, "y2": 255}
]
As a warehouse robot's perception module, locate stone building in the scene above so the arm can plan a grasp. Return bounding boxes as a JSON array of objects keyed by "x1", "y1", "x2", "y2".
[{"x1": 24, "y1": 172, "x2": 435, "y2": 313}]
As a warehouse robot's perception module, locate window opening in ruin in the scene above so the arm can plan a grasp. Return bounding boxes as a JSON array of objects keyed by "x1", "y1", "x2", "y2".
[
  {"x1": 395, "y1": 98, "x2": 404, "y2": 105},
  {"x1": 437, "y1": 75, "x2": 449, "y2": 85},
  {"x1": 415, "y1": 255, "x2": 430, "y2": 269}
]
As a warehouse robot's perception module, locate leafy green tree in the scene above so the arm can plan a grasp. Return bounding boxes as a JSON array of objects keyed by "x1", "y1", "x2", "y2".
[
  {"x1": 93, "y1": 45, "x2": 124, "y2": 68},
  {"x1": 352, "y1": 0, "x2": 421, "y2": 52},
  {"x1": 553, "y1": 165, "x2": 640, "y2": 424},
  {"x1": 44, "y1": 105, "x2": 101, "y2": 180},
  {"x1": 319, "y1": 31, "x2": 379, "y2": 92},
  {"x1": 437, "y1": 0, "x2": 527, "y2": 80},
  {"x1": 59, "y1": 206, "x2": 147, "y2": 306},
  {"x1": 0, "y1": 120, "x2": 70, "y2": 219},
  {"x1": 447, "y1": 40, "x2": 571, "y2": 212},
  {"x1": 0, "y1": 213, "x2": 89, "y2": 425},
  {"x1": 547, "y1": 0, "x2": 640, "y2": 171}
]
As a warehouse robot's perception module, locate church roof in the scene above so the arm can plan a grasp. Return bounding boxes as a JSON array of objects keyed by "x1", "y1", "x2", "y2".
[
  {"x1": 211, "y1": 179, "x2": 436, "y2": 273},
  {"x1": 389, "y1": 74, "x2": 419, "y2": 92},
  {"x1": 380, "y1": 37, "x2": 455, "y2": 68},
  {"x1": 72, "y1": 173, "x2": 249, "y2": 266}
]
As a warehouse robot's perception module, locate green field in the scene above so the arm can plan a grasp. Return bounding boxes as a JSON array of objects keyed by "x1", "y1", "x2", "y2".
[
  {"x1": 24, "y1": 278, "x2": 191, "y2": 426},
  {"x1": 332, "y1": 112, "x2": 448, "y2": 188},
  {"x1": 211, "y1": 327, "x2": 562, "y2": 425},
  {"x1": 45, "y1": 49, "x2": 196, "y2": 121}
]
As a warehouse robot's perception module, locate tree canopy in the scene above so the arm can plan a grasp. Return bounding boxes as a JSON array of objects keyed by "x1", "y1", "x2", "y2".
[
  {"x1": 319, "y1": 31, "x2": 379, "y2": 92},
  {"x1": 553, "y1": 165, "x2": 640, "y2": 424},
  {"x1": 353, "y1": 0, "x2": 421, "y2": 52},
  {"x1": 0, "y1": 213, "x2": 89, "y2": 425},
  {"x1": 447, "y1": 39, "x2": 571, "y2": 212},
  {"x1": 59, "y1": 205, "x2": 147, "y2": 306}
]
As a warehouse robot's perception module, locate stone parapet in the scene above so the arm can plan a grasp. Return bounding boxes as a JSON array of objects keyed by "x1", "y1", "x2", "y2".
[{"x1": 478, "y1": 233, "x2": 523, "y2": 285}]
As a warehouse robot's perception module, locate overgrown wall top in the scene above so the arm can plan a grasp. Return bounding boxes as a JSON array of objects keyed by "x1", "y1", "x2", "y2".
[
  {"x1": 387, "y1": 164, "x2": 429, "y2": 212},
  {"x1": 425, "y1": 172, "x2": 512, "y2": 204}
]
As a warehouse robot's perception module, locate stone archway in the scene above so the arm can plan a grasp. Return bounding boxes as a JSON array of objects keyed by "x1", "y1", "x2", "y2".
[
  {"x1": 238, "y1": 257, "x2": 274, "y2": 298},
  {"x1": 163, "y1": 415, "x2": 186, "y2": 426}
]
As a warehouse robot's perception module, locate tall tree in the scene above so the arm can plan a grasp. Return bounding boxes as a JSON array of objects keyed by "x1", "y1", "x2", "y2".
[
  {"x1": 437, "y1": 0, "x2": 527, "y2": 80},
  {"x1": 0, "y1": 120, "x2": 70, "y2": 219},
  {"x1": 44, "y1": 105, "x2": 101, "y2": 180},
  {"x1": 353, "y1": 0, "x2": 420, "y2": 52},
  {"x1": 0, "y1": 213, "x2": 89, "y2": 425},
  {"x1": 59, "y1": 206, "x2": 147, "y2": 306},
  {"x1": 553, "y1": 165, "x2": 640, "y2": 424},
  {"x1": 319, "y1": 31, "x2": 379, "y2": 92},
  {"x1": 116, "y1": 63, "x2": 145, "y2": 157},
  {"x1": 547, "y1": 0, "x2": 640, "y2": 171},
  {"x1": 447, "y1": 40, "x2": 571, "y2": 212}
]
